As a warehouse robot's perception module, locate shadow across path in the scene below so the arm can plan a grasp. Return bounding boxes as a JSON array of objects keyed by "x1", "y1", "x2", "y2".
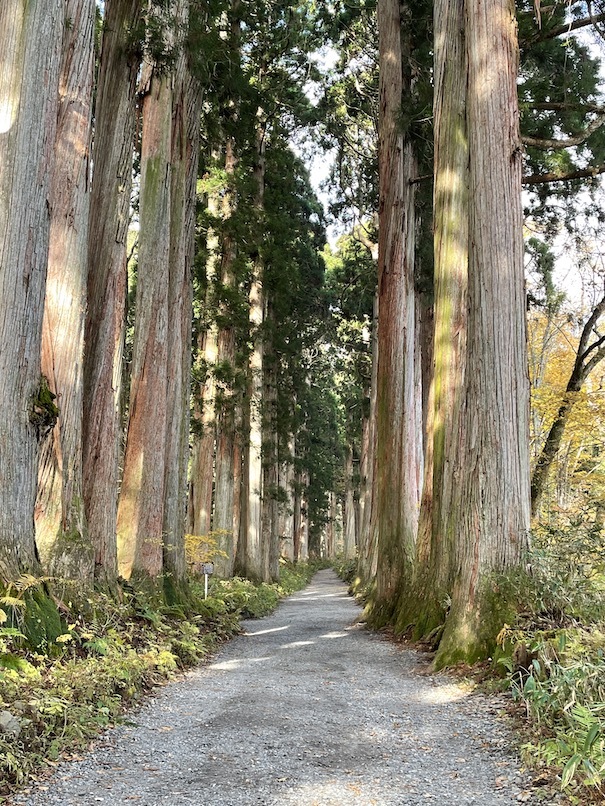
[{"x1": 12, "y1": 570, "x2": 538, "y2": 805}]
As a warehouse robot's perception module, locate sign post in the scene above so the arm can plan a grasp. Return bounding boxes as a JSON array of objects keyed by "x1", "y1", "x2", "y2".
[{"x1": 202, "y1": 562, "x2": 214, "y2": 599}]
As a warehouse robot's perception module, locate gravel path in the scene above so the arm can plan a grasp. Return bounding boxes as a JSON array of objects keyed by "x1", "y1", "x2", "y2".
[{"x1": 12, "y1": 570, "x2": 542, "y2": 805}]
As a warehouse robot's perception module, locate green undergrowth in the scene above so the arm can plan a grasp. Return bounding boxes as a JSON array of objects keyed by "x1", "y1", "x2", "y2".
[
  {"x1": 0, "y1": 560, "x2": 316, "y2": 799},
  {"x1": 491, "y1": 515, "x2": 605, "y2": 802},
  {"x1": 332, "y1": 523, "x2": 605, "y2": 802}
]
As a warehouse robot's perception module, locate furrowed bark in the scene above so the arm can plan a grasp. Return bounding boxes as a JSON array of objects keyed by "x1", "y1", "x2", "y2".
[
  {"x1": 117, "y1": 63, "x2": 171, "y2": 580},
  {"x1": 0, "y1": 0, "x2": 63, "y2": 583},
  {"x1": 261, "y1": 299, "x2": 280, "y2": 581},
  {"x1": 84, "y1": 0, "x2": 141, "y2": 582},
  {"x1": 435, "y1": 0, "x2": 530, "y2": 667},
  {"x1": 358, "y1": 293, "x2": 378, "y2": 583},
  {"x1": 369, "y1": 0, "x2": 420, "y2": 627},
  {"x1": 35, "y1": 0, "x2": 95, "y2": 581},
  {"x1": 404, "y1": 0, "x2": 469, "y2": 637},
  {"x1": 213, "y1": 137, "x2": 240, "y2": 578},
  {"x1": 163, "y1": 7, "x2": 202, "y2": 587},
  {"x1": 189, "y1": 194, "x2": 220, "y2": 539}
]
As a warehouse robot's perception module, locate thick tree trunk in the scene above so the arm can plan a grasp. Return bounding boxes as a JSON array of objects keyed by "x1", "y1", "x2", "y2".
[
  {"x1": 234, "y1": 392, "x2": 249, "y2": 574},
  {"x1": 0, "y1": 0, "x2": 63, "y2": 583},
  {"x1": 418, "y1": 293, "x2": 434, "y2": 463},
  {"x1": 299, "y1": 472, "x2": 310, "y2": 561},
  {"x1": 325, "y1": 492, "x2": 339, "y2": 559},
  {"x1": 400, "y1": 0, "x2": 469, "y2": 638},
  {"x1": 163, "y1": 32, "x2": 202, "y2": 586},
  {"x1": 242, "y1": 276, "x2": 264, "y2": 579},
  {"x1": 188, "y1": 376, "x2": 216, "y2": 538},
  {"x1": 435, "y1": 0, "x2": 530, "y2": 666},
  {"x1": 369, "y1": 0, "x2": 420, "y2": 627},
  {"x1": 117, "y1": 64, "x2": 171, "y2": 580},
  {"x1": 84, "y1": 0, "x2": 141, "y2": 583},
  {"x1": 35, "y1": 0, "x2": 95, "y2": 581}
]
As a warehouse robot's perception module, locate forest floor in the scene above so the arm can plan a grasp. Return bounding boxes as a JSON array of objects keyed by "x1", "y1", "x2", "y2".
[{"x1": 9, "y1": 570, "x2": 563, "y2": 806}]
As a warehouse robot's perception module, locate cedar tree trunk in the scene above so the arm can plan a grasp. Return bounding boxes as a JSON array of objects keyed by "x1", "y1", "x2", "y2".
[
  {"x1": 0, "y1": 0, "x2": 62, "y2": 583},
  {"x1": 435, "y1": 0, "x2": 530, "y2": 666},
  {"x1": 36, "y1": 0, "x2": 95, "y2": 581},
  {"x1": 84, "y1": 0, "x2": 141, "y2": 582},
  {"x1": 369, "y1": 0, "x2": 421, "y2": 627},
  {"x1": 117, "y1": 62, "x2": 171, "y2": 580}
]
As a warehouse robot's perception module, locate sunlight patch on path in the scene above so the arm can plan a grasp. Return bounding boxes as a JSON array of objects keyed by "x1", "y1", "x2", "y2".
[{"x1": 244, "y1": 625, "x2": 290, "y2": 637}]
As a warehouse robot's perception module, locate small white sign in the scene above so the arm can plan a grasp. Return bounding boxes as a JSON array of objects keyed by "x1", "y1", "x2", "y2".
[{"x1": 202, "y1": 562, "x2": 214, "y2": 576}]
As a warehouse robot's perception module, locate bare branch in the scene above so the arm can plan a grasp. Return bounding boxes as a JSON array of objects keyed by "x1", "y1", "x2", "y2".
[
  {"x1": 523, "y1": 163, "x2": 605, "y2": 184},
  {"x1": 585, "y1": 344, "x2": 605, "y2": 376},
  {"x1": 526, "y1": 102, "x2": 605, "y2": 114},
  {"x1": 522, "y1": 114, "x2": 605, "y2": 150},
  {"x1": 572, "y1": 296, "x2": 605, "y2": 385},
  {"x1": 409, "y1": 173, "x2": 432, "y2": 185}
]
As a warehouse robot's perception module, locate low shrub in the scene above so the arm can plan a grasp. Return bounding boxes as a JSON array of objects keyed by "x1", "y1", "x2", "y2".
[{"x1": 494, "y1": 513, "x2": 605, "y2": 800}]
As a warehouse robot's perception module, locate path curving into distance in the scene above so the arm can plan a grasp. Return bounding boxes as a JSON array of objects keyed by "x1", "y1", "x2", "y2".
[{"x1": 12, "y1": 570, "x2": 544, "y2": 805}]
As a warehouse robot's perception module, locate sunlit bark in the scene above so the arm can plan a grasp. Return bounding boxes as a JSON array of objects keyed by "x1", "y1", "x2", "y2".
[
  {"x1": 435, "y1": 0, "x2": 530, "y2": 666},
  {"x1": 402, "y1": 0, "x2": 469, "y2": 638},
  {"x1": 35, "y1": 0, "x2": 95, "y2": 581},
  {"x1": 261, "y1": 300, "x2": 280, "y2": 581}
]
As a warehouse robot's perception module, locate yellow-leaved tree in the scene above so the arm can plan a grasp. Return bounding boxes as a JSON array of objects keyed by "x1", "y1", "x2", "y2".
[{"x1": 529, "y1": 302, "x2": 605, "y2": 520}]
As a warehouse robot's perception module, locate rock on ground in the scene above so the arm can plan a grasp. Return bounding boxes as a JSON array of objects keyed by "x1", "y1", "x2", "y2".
[{"x1": 11, "y1": 570, "x2": 544, "y2": 805}]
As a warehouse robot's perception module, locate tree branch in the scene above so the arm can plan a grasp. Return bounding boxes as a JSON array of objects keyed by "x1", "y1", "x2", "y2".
[
  {"x1": 584, "y1": 344, "x2": 605, "y2": 377},
  {"x1": 523, "y1": 164, "x2": 605, "y2": 185},
  {"x1": 523, "y1": 11, "x2": 605, "y2": 45},
  {"x1": 522, "y1": 113, "x2": 605, "y2": 149},
  {"x1": 526, "y1": 102, "x2": 605, "y2": 114},
  {"x1": 573, "y1": 296, "x2": 605, "y2": 384},
  {"x1": 409, "y1": 173, "x2": 432, "y2": 185}
]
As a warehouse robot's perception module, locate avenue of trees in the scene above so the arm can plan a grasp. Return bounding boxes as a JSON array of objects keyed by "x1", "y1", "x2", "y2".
[{"x1": 2, "y1": 0, "x2": 605, "y2": 667}]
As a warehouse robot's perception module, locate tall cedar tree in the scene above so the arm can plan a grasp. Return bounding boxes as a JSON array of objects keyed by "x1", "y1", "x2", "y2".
[
  {"x1": 0, "y1": 1, "x2": 63, "y2": 583},
  {"x1": 421, "y1": 0, "x2": 530, "y2": 666},
  {"x1": 35, "y1": 0, "x2": 96, "y2": 581},
  {"x1": 367, "y1": 0, "x2": 422, "y2": 627},
  {"x1": 84, "y1": 0, "x2": 142, "y2": 582}
]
